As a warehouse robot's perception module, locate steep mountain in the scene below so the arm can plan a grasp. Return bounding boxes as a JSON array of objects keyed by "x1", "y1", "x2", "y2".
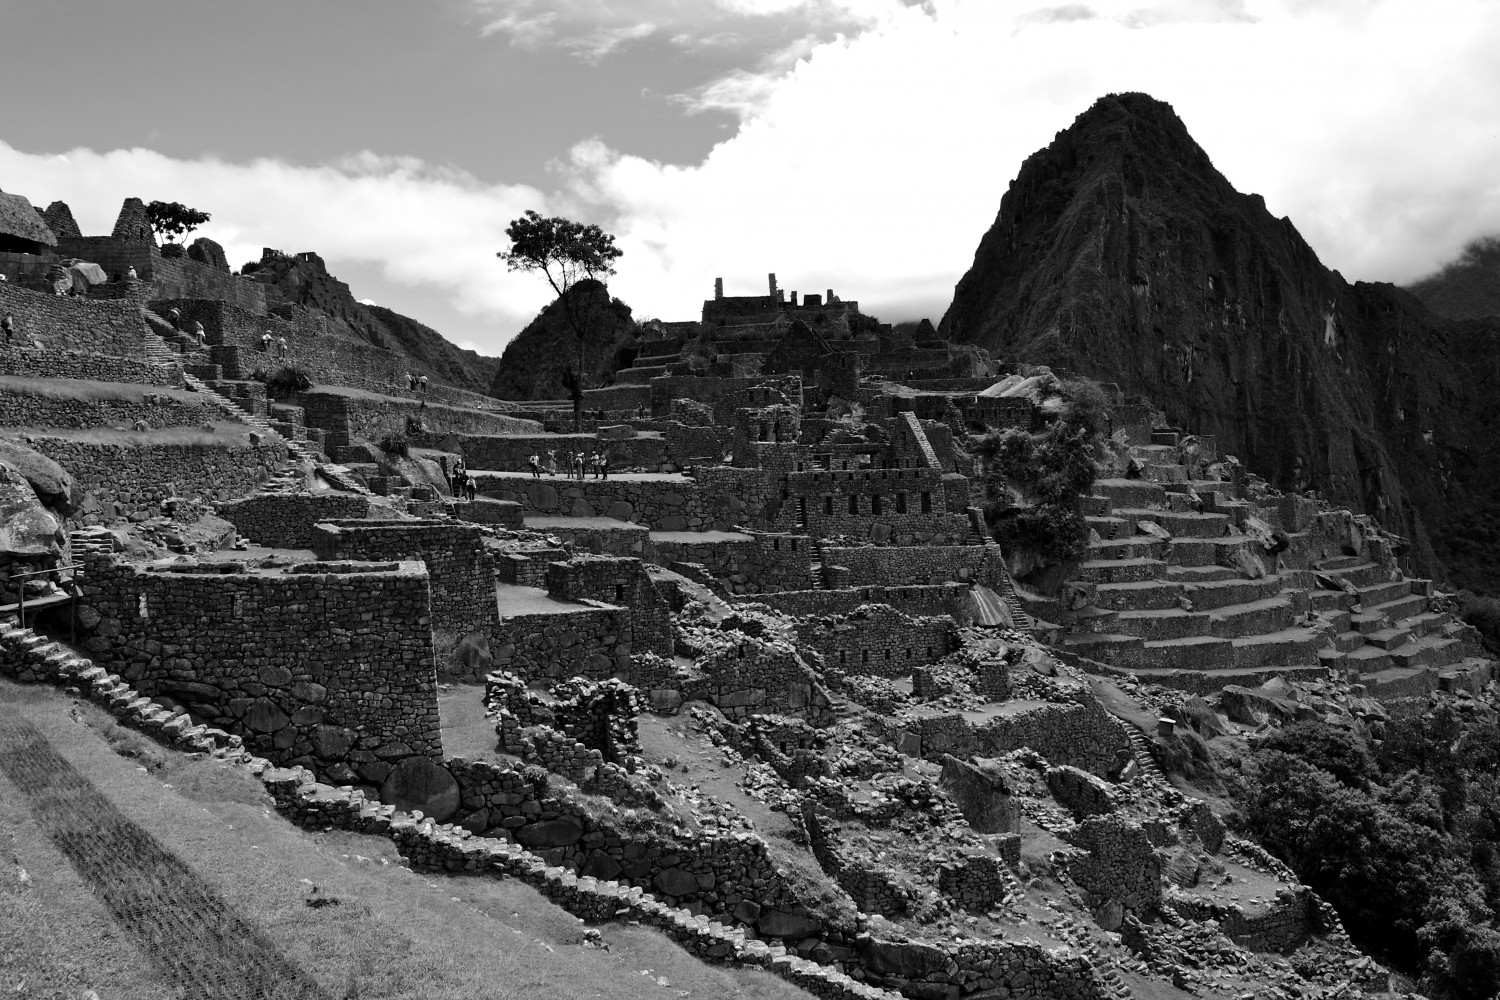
[
  {"x1": 939, "y1": 92, "x2": 1500, "y2": 590},
  {"x1": 243, "y1": 251, "x2": 498, "y2": 396},
  {"x1": 489, "y1": 280, "x2": 639, "y2": 401},
  {"x1": 1408, "y1": 236, "x2": 1500, "y2": 320}
]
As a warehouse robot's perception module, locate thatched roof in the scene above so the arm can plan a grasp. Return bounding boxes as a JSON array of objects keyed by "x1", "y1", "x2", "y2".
[{"x1": 0, "y1": 189, "x2": 58, "y2": 246}]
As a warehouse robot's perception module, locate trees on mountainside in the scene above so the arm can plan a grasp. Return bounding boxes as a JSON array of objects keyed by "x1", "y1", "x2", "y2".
[{"x1": 498, "y1": 211, "x2": 622, "y2": 431}]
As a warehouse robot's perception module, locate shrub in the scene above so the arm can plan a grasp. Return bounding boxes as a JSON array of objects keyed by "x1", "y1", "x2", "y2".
[
  {"x1": 404, "y1": 414, "x2": 425, "y2": 436},
  {"x1": 377, "y1": 432, "x2": 409, "y2": 458},
  {"x1": 159, "y1": 242, "x2": 185, "y2": 259},
  {"x1": 265, "y1": 366, "x2": 311, "y2": 398}
]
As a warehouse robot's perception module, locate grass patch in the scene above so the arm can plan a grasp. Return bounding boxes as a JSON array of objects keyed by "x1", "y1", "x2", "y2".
[
  {"x1": 0, "y1": 422, "x2": 257, "y2": 447},
  {"x1": 0, "y1": 680, "x2": 817, "y2": 1000},
  {"x1": 0, "y1": 375, "x2": 203, "y2": 406}
]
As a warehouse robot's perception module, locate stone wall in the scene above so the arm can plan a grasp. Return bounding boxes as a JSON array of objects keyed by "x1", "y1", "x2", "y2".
[
  {"x1": 483, "y1": 605, "x2": 643, "y2": 683},
  {"x1": 217, "y1": 492, "x2": 372, "y2": 549},
  {"x1": 683, "y1": 631, "x2": 836, "y2": 724},
  {"x1": 648, "y1": 531, "x2": 813, "y2": 594},
  {"x1": 444, "y1": 432, "x2": 670, "y2": 473},
  {"x1": 30, "y1": 435, "x2": 288, "y2": 526},
  {"x1": 763, "y1": 468, "x2": 975, "y2": 543},
  {"x1": 58, "y1": 237, "x2": 275, "y2": 313},
  {"x1": 74, "y1": 554, "x2": 440, "y2": 780},
  {"x1": 649, "y1": 375, "x2": 803, "y2": 422},
  {"x1": 0, "y1": 345, "x2": 182, "y2": 387},
  {"x1": 298, "y1": 388, "x2": 538, "y2": 455},
  {"x1": 747, "y1": 583, "x2": 971, "y2": 620},
  {"x1": 0, "y1": 381, "x2": 217, "y2": 429},
  {"x1": 1059, "y1": 815, "x2": 1162, "y2": 915},
  {"x1": 476, "y1": 474, "x2": 721, "y2": 531},
  {"x1": 0, "y1": 282, "x2": 150, "y2": 358},
  {"x1": 820, "y1": 544, "x2": 1002, "y2": 587},
  {"x1": 311, "y1": 520, "x2": 499, "y2": 636},
  {"x1": 797, "y1": 605, "x2": 957, "y2": 678},
  {"x1": 543, "y1": 554, "x2": 672, "y2": 657},
  {"x1": 1166, "y1": 891, "x2": 1314, "y2": 953},
  {"x1": 895, "y1": 699, "x2": 1131, "y2": 776}
]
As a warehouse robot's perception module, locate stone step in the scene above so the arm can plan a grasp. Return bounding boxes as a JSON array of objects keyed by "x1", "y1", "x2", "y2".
[
  {"x1": 1313, "y1": 609, "x2": 1352, "y2": 635},
  {"x1": 1116, "y1": 509, "x2": 1231, "y2": 539},
  {"x1": 1092, "y1": 581, "x2": 1185, "y2": 612},
  {"x1": 1390, "y1": 636, "x2": 1464, "y2": 670},
  {"x1": 1368, "y1": 594, "x2": 1429, "y2": 622},
  {"x1": 1150, "y1": 431, "x2": 1181, "y2": 447},
  {"x1": 1086, "y1": 516, "x2": 1131, "y2": 541},
  {"x1": 1165, "y1": 565, "x2": 1243, "y2": 584},
  {"x1": 1314, "y1": 554, "x2": 1369, "y2": 572},
  {"x1": 1208, "y1": 595, "x2": 1300, "y2": 639},
  {"x1": 1145, "y1": 464, "x2": 1188, "y2": 484},
  {"x1": 1344, "y1": 644, "x2": 1394, "y2": 672},
  {"x1": 1167, "y1": 536, "x2": 1256, "y2": 568},
  {"x1": 1179, "y1": 575, "x2": 1285, "y2": 611},
  {"x1": 1231, "y1": 628, "x2": 1323, "y2": 669},
  {"x1": 1112, "y1": 608, "x2": 1215, "y2": 641},
  {"x1": 1350, "y1": 612, "x2": 1387, "y2": 635},
  {"x1": 1087, "y1": 535, "x2": 1165, "y2": 561},
  {"x1": 1308, "y1": 589, "x2": 1356, "y2": 613},
  {"x1": 1397, "y1": 611, "x2": 1451, "y2": 639},
  {"x1": 1076, "y1": 558, "x2": 1166, "y2": 585},
  {"x1": 1316, "y1": 561, "x2": 1388, "y2": 588},
  {"x1": 1364, "y1": 627, "x2": 1412, "y2": 651},
  {"x1": 1355, "y1": 579, "x2": 1412, "y2": 607},
  {"x1": 1094, "y1": 479, "x2": 1168, "y2": 510},
  {"x1": 1058, "y1": 633, "x2": 1145, "y2": 659},
  {"x1": 1099, "y1": 663, "x2": 1327, "y2": 694},
  {"x1": 1137, "y1": 635, "x2": 1234, "y2": 670}
]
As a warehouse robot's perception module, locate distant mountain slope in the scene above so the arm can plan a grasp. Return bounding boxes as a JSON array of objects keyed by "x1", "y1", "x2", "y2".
[
  {"x1": 1407, "y1": 237, "x2": 1500, "y2": 320},
  {"x1": 243, "y1": 251, "x2": 498, "y2": 396},
  {"x1": 490, "y1": 281, "x2": 639, "y2": 401},
  {"x1": 939, "y1": 91, "x2": 1500, "y2": 589}
]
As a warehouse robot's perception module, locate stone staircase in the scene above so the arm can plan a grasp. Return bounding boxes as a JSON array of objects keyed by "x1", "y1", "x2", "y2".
[{"x1": 1033, "y1": 434, "x2": 1490, "y2": 696}]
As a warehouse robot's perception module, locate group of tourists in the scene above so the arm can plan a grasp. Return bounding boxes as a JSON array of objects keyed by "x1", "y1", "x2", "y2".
[
  {"x1": 403, "y1": 372, "x2": 430, "y2": 406},
  {"x1": 445, "y1": 457, "x2": 477, "y2": 502},
  {"x1": 165, "y1": 309, "x2": 209, "y2": 351},
  {"x1": 258, "y1": 329, "x2": 289, "y2": 358},
  {"x1": 528, "y1": 449, "x2": 610, "y2": 480}
]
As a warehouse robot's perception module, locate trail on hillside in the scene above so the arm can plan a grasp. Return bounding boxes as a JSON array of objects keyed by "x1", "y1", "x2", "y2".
[{"x1": 0, "y1": 706, "x2": 331, "y2": 1000}]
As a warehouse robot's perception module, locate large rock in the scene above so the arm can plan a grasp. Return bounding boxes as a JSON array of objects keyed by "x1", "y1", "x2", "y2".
[
  {"x1": 938, "y1": 754, "x2": 1021, "y2": 834},
  {"x1": 379, "y1": 756, "x2": 460, "y2": 822},
  {"x1": 1045, "y1": 764, "x2": 1118, "y2": 819},
  {"x1": 0, "y1": 443, "x2": 78, "y2": 516},
  {"x1": 859, "y1": 937, "x2": 949, "y2": 978},
  {"x1": 515, "y1": 816, "x2": 584, "y2": 848},
  {"x1": 0, "y1": 464, "x2": 64, "y2": 562},
  {"x1": 1220, "y1": 684, "x2": 1300, "y2": 726},
  {"x1": 652, "y1": 867, "x2": 699, "y2": 897},
  {"x1": 756, "y1": 909, "x2": 823, "y2": 938}
]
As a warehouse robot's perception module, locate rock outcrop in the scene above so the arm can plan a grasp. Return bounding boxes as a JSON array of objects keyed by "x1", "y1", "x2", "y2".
[
  {"x1": 939, "y1": 92, "x2": 1500, "y2": 590},
  {"x1": 489, "y1": 279, "x2": 639, "y2": 401}
]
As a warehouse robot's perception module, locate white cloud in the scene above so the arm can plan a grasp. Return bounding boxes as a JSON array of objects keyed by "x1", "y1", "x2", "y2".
[{"x1": 5, "y1": 0, "x2": 1500, "y2": 358}]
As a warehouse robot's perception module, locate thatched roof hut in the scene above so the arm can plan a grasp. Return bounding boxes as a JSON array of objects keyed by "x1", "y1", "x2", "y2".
[{"x1": 0, "y1": 189, "x2": 58, "y2": 253}]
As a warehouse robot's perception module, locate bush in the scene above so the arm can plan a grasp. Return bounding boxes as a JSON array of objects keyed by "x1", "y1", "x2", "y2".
[
  {"x1": 159, "y1": 242, "x2": 184, "y2": 259},
  {"x1": 404, "y1": 414, "x2": 425, "y2": 436},
  {"x1": 377, "y1": 432, "x2": 409, "y2": 458},
  {"x1": 265, "y1": 366, "x2": 311, "y2": 399}
]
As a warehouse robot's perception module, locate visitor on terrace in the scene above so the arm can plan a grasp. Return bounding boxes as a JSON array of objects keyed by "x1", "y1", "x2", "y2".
[
  {"x1": 193, "y1": 321, "x2": 206, "y2": 350},
  {"x1": 529, "y1": 452, "x2": 541, "y2": 479},
  {"x1": 277, "y1": 335, "x2": 288, "y2": 359},
  {"x1": 167, "y1": 307, "x2": 181, "y2": 330},
  {"x1": 464, "y1": 472, "x2": 477, "y2": 502},
  {"x1": 599, "y1": 451, "x2": 611, "y2": 480},
  {"x1": 546, "y1": 449, "x2": 557, "y2": 476},
  {"x1": 1, "y1": 313, "x2": 13, "y2": 344},
  {"x1": 261, "y1": 330, "x2": 273, "y2": 352}
]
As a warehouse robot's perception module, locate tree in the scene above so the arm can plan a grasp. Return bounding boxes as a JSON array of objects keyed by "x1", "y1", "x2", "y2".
[
  {"x1": 145, "y1": 201, "x2": 211, "y2": 246},
  {"x1": 498, "y1": 210, "x2": 622, "y2": 430}
]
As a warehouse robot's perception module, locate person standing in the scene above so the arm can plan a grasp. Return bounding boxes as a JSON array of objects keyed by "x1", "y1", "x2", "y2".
[
  {"x1": 193, "y1": 321, "x2": 206, "y2": 350},
  {"x1": 465, "y1": 472, "x2": 477, "y2": 503},
  {"x1": 167, "y1": 307, "x2": 181, "y2": 331},
  {"x1": 546, "y1": 449, "x2": 557, "y2": 476},
  {"x1": 529, "y1": 452, "x2": 541, "y2": 479},
  {"x1": 1, "y1": 313, "x2": 14, "y2": 345},
  {"x1": 277, "y1": 335, "x2": 288, "y2": 359},
  {"x1": 261, "y1": 330, "x2": 273, "y2": 353},
  {"x1": 590, "y1": 451, "x2": 602, "y2": 480},
  {"x1": 600, "y1": 450, "x2": 611, "y2": 480}
]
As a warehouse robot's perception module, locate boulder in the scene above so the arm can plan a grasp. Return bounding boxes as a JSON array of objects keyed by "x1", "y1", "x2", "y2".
[
  {"x1": 1045, "y1": 764, "x2": 1118, "y2": 819},
  {"x1": 859, "y1": 937, "x2": 949, "y2": 978},
  {"x1": 1219, "y1": 684, "x2": 1299, "y2": 726},
  {"x1": 0, "y1": 443, "x2": 78, "y2": 516},
  {"x1": 652, "y1": 867, "x2": 699, "y2": 897},
  {"x1": 379, "y1": 756, "x2": 461, "y2": 822},
  {"x1": 515, "y1": 815, "x2": 584, "y2": 848},
  {"x1": 757, "y1": 909, "x2": 822, "y2": 938},
  {"x1": 0, "y1": 465, "x2": 64, "y2": 563},
  {"x1": 939, "y1": 755, "x2": 1021, "y2": 833},
  {"x1": 1178, "y1": 694, "x2": 1231, "y2": 738},
  {"x1": 597, "y1": 424, "x2": 636, "y2": 440}
]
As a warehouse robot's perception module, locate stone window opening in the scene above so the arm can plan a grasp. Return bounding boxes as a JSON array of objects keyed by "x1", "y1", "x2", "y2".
[
  {"x1": 797, "y1": 498, "x2": 807, "y2": 527},
  {"x1": 921, "y1": 491, "x2": 932, "y2": 513},
  {"x1": 871, "y1": 494, "x2": 882, "y2": 515},
  {"x1": 897, "y1": 493, "x2": 908, "y2": 514},
  {"x1": 614, "y1": 584, "x2": 625, "y2": 603},
  {"x1": 884, "y1": 649, "x2": 891, "y2": 661},
  {"x1": 773, "y1": 538, "x2": 781, "y2": 551},
  {"x1": 824, "y1": 496, "x2": 833, "y2": 516},
  {"x1": 848, "y1": 495, "x2": 858, "y2": 515},
  {"x1": 790, "y1": 539, "x2": 798, "y2": 551},
  {"x1": 904, "y1": 648, "x2": 911, "y2": 658},
  {"x1": 839, "y1": 650, "x2": 847, "y2": 664},
  {"x1": 926, "y1": 646, "x2": 933, "y2": 657},
  {"x1": 861, "y1": 650, "x2": 869, "y2": 664}
]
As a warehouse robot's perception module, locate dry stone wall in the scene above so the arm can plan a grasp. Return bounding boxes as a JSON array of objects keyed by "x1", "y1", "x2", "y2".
[
  {"x1": 821, "y1": 544, "x2": 1002, "y2": 588},
  {"x1": 311, "y1": 520, "x2": 499, "y2": 637},
  {"x1": 300, "y1": 389, "x2": 536, "y2": 456},
  {"x1": 477, "y1": 474, "x2": 721, "y2": 530},
  {"x1": 217, "y1": 493, "x2": 372, "y2": 549},
  {"x1": 31, "y1": 436, "x2": 288, "y2": 526},
  {"x1": 0, "y1": 346, "x2": 182, "y2": 386},
  {"x1": 797, "y1": 604, "x2": 957, "y2": 678},
  {"x1": 1059, "y1": 815, "x2": 1163, "y2": 915},
  {"x1": 895, "y1": 699, "x2": 1130, "y2": 776},
  {"x1": 0, "y1": 384, "x2": 217, "y2": 429},
  {"x1": 0, "y1": 282, "x2": 151, "y2": 358},
  {"x1": 442, "y1": 432, "x2": 670, "y2": 473},
  {"x1": 73, "y1": 554, "x2": 441, "y2": 781},
  {"x1": 649, "y1": 531, "x2": 812, "y2": 594},
  {"x1": 749, "y1": 583, "x2": 971, "y2": 620}
]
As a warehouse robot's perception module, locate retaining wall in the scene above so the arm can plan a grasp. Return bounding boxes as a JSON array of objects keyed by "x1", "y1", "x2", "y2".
[
  {"x1": 0, "y1": 345, "x2": 182, "y2": 386},
  {"x1": 217, "y1": 492, "x2": 372, "y2": 549},
  {"x1": 0, "y1": 282, "x2": 150, "y2": 358}
]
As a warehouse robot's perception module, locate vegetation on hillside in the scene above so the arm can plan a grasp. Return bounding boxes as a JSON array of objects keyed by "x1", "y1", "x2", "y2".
[
  {"x1": 1408, "y1": 237, "x2": 1500, "y2": 321},
  {"x1": 975, "y1": 376, "x2": 1106, "y2": 576},
  {"x1": 1224, "y1": 714, "x2": 1500, "y2": 999},
  {"x1": 489, "y1": 280, "x2": 639, "y2": 403}
]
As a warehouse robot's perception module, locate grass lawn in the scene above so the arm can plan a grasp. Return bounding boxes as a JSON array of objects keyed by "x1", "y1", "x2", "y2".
[
  {"x1": 0, "y1": 422, "x2": 256, "y2": 447},
  {"x1": 0, "y1": 374, "x2": 204, "y2": 406},
  {"x1": 0, "y1": 679, "x2": 816, "y2": 1000}
]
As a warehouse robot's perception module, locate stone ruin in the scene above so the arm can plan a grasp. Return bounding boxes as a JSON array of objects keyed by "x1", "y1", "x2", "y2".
[{"x1": 0, "y1": 225, "x2": 1469, "y2": 1000}]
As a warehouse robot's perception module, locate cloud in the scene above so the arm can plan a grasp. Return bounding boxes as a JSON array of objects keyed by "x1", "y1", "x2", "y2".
[
  {"x1": 6, "y1": 0, "x2": 1500, "y2": 358},
  {"x1": 0, "y1": 141, "x2": 562, "y2": 342}
]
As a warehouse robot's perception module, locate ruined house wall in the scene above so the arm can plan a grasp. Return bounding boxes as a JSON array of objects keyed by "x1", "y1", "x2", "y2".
[
  {"x1": 443, "y1": 432, "x2": 670, "y2": 473},
  {"x1": 762, "y1": 467, "x2": 975, "y2": 542},
  {"x1": 796, "y1": 605, "x2": 957, "y2": 678},
  {"x1": 543, "y1": 555, "x2": 672, "y2": 657},
  {"x1": 648, "y1": 531, "x2": 812, "y2": 594},
  {"x1": 1168, "y1": 892, "x2": 1314, "y2": 953},
  {"x1": 74, "y1": 555, "x2": 440, "y2": 778},
  {"x1": 32, "y1": 436, "x2": 288, "y2": 526},
  {"x1": 648, "y1": 375, "x2": 803, "y2": 422},
  {"x1": 897, "y1": 699, "x2": 1130, "y2": 776},
  {"x1": 217, "y1": 493, "x2": 372, "y2": 550},
  {"x1": 746, "y1": 582, "x2": 971, "y2": 619},
  {"x1": 685, "y1": 636, "x2": 835, "y2": 723},
  {"x1": 0, "y1": 282, "x2": 150, "y2": 358},
  {"x1": 311, "y1": 520, "x2": 499, "y2": 636},
  {"x1": 484, "y1": 607, "x2": 654, "y2": 684},
  {"x1": 1060, "y1": 815, "x2": 1162, "y2": 914},
  {"x1": 58, "y1": 237, "x2": 273, "y2": 312},
  {"x1": 820, "y1": 544, "x2": 1001, "y2": 587},
  {"x1": 476, "y1": 474, "x2": 724, "y2": 531}
]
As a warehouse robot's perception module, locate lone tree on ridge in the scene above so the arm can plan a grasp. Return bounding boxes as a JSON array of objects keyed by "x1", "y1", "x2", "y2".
[
  {"x1": 497, "y1": 210, "x2": 622, "y2": 430},
  {"x1": 145, "y1": 201, "x2": 211, "y2": 246}
]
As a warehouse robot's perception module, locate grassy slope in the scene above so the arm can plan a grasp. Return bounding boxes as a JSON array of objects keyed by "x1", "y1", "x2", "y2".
[
  {"x1": 0, "y1": 376, "x2": 204, "y2": 405},
  {"x1": 0, "y1": 679, "x2": 814, "y2": 1000}
]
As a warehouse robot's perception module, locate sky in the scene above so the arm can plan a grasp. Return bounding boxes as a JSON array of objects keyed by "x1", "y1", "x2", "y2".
[{"x1": 2, "y1": 0, "x2": 1499, "y2": 356}]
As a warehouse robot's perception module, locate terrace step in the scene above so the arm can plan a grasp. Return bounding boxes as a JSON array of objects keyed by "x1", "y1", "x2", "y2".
[
  {"x1": 1137, "y1": 635, "x2": 1234, "y2": 670},
  {"x1": 1166, "y1": 536, "x2": 1257, "y2": 568},
  {"x1": 1086, "y1": 516, "x2": 1131, "y2": 541},
  {"x1": 1390, "y1": 636, "x2": 1465, "y2": 670},
  {"x1": 1087, "y1": 536, "x2": 1165, "y2": 561},
  {"x1": 1308, "y1": 589, "x2": 1356, "y2": 613},
  {"x1": 1116, "y1": 509, "x2": 1231, "y2": 539},
  {"x1": 1165, "y1": 565, "x2": 1244, "y2": 584},
  {"x1": 1091, "y1": 581, "x2": 1185, "y2": 612},
  {"x1": 1093, "y1": 479, "x2": 1168, "y2": 510},
  {"x1": 1368, "y1": 594, "x2": 1429, "y2": 622},
  {"x1": 1111, "y1": 608, "x2": 1214, "y2": 641},
  {"x1": 1344, "y1": 645, "x2": 1394, "y2": 672},
  {"x1": 1355, "y1": 580, "x2": 1413, "y2": 608},
  {"x1": 1315, "y1": 561, "x2": 1389, "y2": 588},
  {"x1": 1058, "y1": 633, "x2": 1145, "y2": 659},
  {"x1": 1076, "y1": 558, "x2": 1166, "y2": 585},
  {"x1": 1179, "y1": 575, "x2": 1285, "y2": 611},
  {"x1": 1208, "y1": 595, "x2": 1300, "y2": 639},
  {"x1": 1231, "y1": 627, "x2": 1323, "y2": 669},
  {"x1": 1364, "y1": 627, "x2": 1412, "y2": 651}
]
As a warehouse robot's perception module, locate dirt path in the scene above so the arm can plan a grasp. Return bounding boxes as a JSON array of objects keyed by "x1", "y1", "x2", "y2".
[{"x1": 0, "y1": 705, "x2": 331, "y2": 1000}]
